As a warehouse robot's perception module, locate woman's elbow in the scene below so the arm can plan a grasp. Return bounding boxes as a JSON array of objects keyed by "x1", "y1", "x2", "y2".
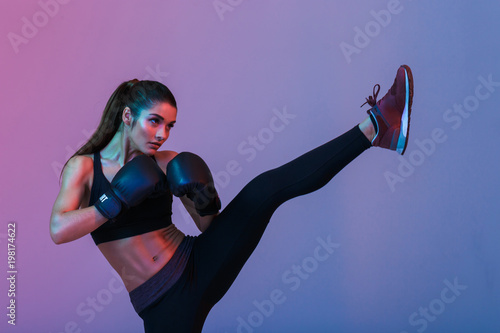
[
  {"x1": 198, "y1": 213, "x2": 218, "y2": 233},
  {"x1": 50, "y1": 217, "x2": 67, "y2": 245},
  {"x1": 50, "y1": 227, "x2": 64, "y2": 245}
]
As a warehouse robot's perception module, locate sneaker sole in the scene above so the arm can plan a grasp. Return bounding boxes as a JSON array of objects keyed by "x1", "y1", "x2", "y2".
[{"x1": 396, "y1": 65, "x2": 413, "y2": 155}]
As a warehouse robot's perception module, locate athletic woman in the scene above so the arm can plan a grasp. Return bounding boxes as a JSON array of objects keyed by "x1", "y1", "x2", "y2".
[{"x1": 50, "y1": 65, "x2": 414, "y2": 332}]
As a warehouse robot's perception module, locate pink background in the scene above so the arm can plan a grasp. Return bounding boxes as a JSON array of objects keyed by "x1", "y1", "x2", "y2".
[{"x1": 1, "y1": 1, "x2": 499, "y2": 332}]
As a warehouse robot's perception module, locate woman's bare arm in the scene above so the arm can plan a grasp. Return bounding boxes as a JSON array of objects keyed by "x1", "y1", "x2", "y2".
[{"x1": 50, "y1": 156, "x2": 108, "y2": 244}]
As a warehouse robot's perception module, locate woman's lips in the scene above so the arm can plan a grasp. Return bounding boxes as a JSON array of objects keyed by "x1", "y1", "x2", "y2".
[{"x1": 149, "y1": 142, "x2": 161, "y2": 148}]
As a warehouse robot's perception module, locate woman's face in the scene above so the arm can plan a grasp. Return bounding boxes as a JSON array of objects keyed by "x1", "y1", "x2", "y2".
[{"x1": 127, "y1": 102, "x2": 177, "y2": 155}]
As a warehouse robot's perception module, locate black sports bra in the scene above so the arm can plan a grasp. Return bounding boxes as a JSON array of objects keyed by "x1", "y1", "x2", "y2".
[{"x1": 89, "y1": 152, "x2": 173, "y2": 245}]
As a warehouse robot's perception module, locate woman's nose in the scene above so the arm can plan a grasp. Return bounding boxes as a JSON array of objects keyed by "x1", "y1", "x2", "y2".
[{"x1": 156, "y1": 127, "x2": 169, "y2": 141}]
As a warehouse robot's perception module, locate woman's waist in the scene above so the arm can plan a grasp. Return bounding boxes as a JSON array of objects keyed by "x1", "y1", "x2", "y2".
[
  {"x1": 128, "y1": 235, "x2": 197, "y2": 314},
  {"x1": 98, "y1": 224, "x2": 186, "y2": 291}
]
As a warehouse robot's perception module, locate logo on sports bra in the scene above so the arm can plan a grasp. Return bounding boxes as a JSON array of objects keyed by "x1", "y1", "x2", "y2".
[{"x1": 99, "y1": 194, "x2": 108, "y2": 202}]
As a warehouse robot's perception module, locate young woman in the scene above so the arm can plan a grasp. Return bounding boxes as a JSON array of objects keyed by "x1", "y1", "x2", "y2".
[{"x1": 50, "y1": 65, "x2": 413, "y2": 332}]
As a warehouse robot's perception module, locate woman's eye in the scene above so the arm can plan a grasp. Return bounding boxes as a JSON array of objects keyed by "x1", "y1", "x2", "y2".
[{"x1": 150, "y1": 118, "x2": 159, "y2": 125}]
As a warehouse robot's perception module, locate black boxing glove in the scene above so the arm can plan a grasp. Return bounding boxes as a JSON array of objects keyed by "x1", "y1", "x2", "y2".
[
  {"x1": 167, "y1": 152, "x2": 221, "y2": 216},
  {"x1": 95, "y1": 155, "x2": 166, "y2": 220}
]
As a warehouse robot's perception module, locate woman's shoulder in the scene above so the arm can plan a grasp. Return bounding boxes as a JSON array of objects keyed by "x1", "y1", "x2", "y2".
[
  {"x1": 62, "y1": 154, "x2": 94, "y2": 182},
  {"x1": 67, "y1": 154, "x2": 94, "y2": 170}
]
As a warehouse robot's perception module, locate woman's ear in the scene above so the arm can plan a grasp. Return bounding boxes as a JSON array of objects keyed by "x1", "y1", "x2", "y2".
[{"x1": 122, "y1": 107, "x2": 132, "y2": 126}]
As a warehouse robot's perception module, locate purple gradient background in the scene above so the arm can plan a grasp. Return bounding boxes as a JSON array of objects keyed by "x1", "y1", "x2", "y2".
[{"x1": 1, "y1": 1, "x2": 500, "y2": 332}]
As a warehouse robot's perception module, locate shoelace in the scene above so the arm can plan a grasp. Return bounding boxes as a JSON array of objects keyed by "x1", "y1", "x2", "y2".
[{"x1": 360, "y1": 84, "x2": 380, "y2": 108}]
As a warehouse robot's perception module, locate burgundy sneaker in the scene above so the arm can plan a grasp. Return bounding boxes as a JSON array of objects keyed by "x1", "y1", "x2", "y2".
[{"x1": 362, "y1": 65, "x2": 414, "y2": 155}]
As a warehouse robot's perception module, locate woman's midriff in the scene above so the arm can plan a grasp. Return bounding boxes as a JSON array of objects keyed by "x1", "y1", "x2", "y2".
[{"x1": 97, "y1": 224, "x2": 185, "y2": 292}]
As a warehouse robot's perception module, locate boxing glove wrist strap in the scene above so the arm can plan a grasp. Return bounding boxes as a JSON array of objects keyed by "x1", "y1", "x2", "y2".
[
  {"x1": 192, "y1": 191, "x2": 221, "y2": 216},
  {"x1": 94, "y1": 189, "x2": 124, "y2": 220}
]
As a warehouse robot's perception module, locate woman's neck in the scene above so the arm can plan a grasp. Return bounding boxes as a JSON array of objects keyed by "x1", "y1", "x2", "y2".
[{"x1": 100, "y1": 129, "x2": 142, "y2": 166}]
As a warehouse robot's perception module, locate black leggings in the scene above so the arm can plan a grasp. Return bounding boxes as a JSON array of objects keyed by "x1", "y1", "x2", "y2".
[{"x1": 139, "y1": 126, "x2": 371, "y2": 332}]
